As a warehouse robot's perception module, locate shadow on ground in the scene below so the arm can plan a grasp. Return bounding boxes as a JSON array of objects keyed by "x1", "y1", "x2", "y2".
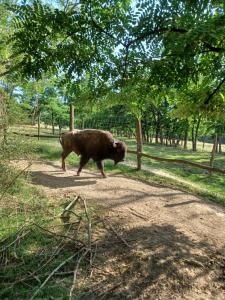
[
  {"x1": 1, "y1": 214, "x2": 225, "y2": 300},
  {"x1": 30, "y1": 170, "x2": 97, "y2": 188},
  {"x1": 83, "y1": 221, "x2": 225, "y2": 299}
]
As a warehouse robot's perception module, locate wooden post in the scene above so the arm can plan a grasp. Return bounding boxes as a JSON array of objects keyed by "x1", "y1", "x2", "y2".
[
  {"x1": 136, "y1": 118, "x2": 143, "y2": 170},
  {"x1": 70, "y1": 104, "x2": 74, "y2": 131}
]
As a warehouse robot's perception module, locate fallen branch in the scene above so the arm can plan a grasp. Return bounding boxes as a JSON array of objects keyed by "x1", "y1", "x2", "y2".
[
  {"x1": 0, "y1": 226, "x2": 28, "y2": 254},
  {"x1": 99, "y1": 282, "x2": 123, "y2": 299},
  {"x1": 129, "y1": 207, "x2": 148, "y2": 221},
  {"x1": 32, "y1": 222, "x2": 85, "y2": 246},
  {"x1": 0, "y1": 162, "x2": 32, "y2": 201},
  {"x1": 61, "y1": 196, "x2": 81, "y2": 224},
  {"x1": 30, "y1": 252, "x2": 80, "y2": 300},
  {"x1": 80, "y1": 197, "x2": 92, "y2": 264},
  {"x1": 69, "y1": 249, "x2": 89, "y2": 300}
]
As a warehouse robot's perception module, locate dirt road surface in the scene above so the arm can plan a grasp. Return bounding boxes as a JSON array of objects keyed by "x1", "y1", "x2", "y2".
[{"x1": 17, "y1": 159, "x2": 225, "y2": 299}]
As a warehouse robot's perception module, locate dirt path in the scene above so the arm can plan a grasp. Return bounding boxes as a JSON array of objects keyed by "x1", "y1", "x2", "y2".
[{"x1": 18, "y1": 159, "x2": 225, "y2": 299}]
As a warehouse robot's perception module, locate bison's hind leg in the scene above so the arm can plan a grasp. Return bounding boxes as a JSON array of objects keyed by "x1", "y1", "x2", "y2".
[
  {"x1": 77, "y1": 156, "x2": 89, "y2": 176},
  {"x1": 61, "y1": 150, "x2": 71, "y2": 171}
]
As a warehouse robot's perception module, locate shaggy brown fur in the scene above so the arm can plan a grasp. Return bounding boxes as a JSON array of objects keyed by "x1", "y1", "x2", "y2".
[{"x1": 60, "y1": 129, "x2": 127, "y2": 177}]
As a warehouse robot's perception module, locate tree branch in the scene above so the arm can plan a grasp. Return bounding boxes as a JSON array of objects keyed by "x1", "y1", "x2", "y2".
[{"x1": 204, "y1": 76, "x2": 225, "y2": 105}]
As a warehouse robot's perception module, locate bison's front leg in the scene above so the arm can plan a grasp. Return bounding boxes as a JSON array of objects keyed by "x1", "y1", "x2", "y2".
[
  {"x1": 96, "y1": 161, "x2": 106, "y2": 178},
  {"x1": 77, "y1": 156, "x2": 89, "y2": 176}
]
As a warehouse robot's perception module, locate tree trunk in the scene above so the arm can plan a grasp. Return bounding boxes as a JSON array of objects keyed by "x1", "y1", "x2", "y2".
[
  {"x1": 202, "y1": 135, "x2": 206, "y2": 150},
  {"x1": 192, "y1": 116, "x2": 201, "y2": 151},
  {"x1": 160, "y1": 129, "x2": 163, "y2": 145},
  {"x1": 136, "y1": 118, "x2": 143, "y2": 171},
  {"x1": 38, "y1": 112, "x2": 40, "y2": 140},
  {"x1": 218, "y1": 136, "x2": 222, "y2": 153},
  {"x1": 52, "y1": 112, "x2": 55, "y2": 135},
  {"x1": 70, "y1": 104, "x2": 74, "y2": 131},
  {"x1": 155, "y1": 124, "x2": 160, "y2": 144},
  {"x1": 82, "y1": 118, "x2": 85, "y2": 129},
  {"x1": 209, "y1": 133, "x2": 218, "y2": 175},
  {"x1": 184, "y1": 122, "x2": 189, "y2": 150}
]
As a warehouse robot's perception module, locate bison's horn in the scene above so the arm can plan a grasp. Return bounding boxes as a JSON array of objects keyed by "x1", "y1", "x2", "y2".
[{"x1": 113, "y1": 140, "x2": 118, "y2": 148}]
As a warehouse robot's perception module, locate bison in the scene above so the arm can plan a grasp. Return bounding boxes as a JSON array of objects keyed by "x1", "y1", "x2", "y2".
[{"x1": 59, "y1": 129, "x2": 127, "y2": 178}]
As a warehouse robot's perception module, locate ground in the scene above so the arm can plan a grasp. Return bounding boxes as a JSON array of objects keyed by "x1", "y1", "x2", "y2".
[{"x1": 15, "y1": 159, "x2": 225, "y2": 299}]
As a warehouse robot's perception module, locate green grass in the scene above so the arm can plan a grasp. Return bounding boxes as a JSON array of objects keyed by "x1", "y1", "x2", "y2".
[
  {"x1": 0, "y1": 170, "x2": 93, "y2": 299},
  {"x1": 0, "y1": 134, "x2": 91, "y2": 299}
]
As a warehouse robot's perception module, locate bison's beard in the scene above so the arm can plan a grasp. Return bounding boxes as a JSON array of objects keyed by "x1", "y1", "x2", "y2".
[{"x1": 114, "y1": 159, "x2": 124, "y2": 165}]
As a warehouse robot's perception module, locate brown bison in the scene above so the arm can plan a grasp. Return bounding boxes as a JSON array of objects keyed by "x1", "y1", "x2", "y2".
[{"x1": 59, "y1": 129, "x2": 127, "y2": 177}]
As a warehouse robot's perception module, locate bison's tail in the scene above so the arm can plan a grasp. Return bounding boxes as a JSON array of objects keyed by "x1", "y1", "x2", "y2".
[{"x1": 59, "y1": 133, "x2": 64, "y2": 147}]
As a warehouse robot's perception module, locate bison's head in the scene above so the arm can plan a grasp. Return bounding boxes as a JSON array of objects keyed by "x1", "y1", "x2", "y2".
[{"x1": 112, "y1": 140, "x2": 127, "y2": 165}]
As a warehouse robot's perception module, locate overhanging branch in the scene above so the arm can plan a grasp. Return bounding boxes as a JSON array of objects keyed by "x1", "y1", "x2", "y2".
[{"x1": 204, "y1": 76, "x2": 225, "y2": 105}]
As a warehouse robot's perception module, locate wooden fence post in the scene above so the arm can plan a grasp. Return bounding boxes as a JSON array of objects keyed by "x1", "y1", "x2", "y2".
[
  {"x1": 136, "y1": 118, "x2": 143, "y2": 170},
  {"x1": 70, "y1": 104, "x2": 74, "y2": 131}
]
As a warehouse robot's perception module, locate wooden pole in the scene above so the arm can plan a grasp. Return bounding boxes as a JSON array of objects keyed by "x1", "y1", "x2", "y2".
[
  {"x1": 70, "y1": 104, "x2": 74, "y2": 131},
  {"x1": 136, "y1": 118, "x2": 143, "y2": 170}
]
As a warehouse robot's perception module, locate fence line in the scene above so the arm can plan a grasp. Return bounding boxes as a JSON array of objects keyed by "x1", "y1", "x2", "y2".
[
  {"x1": 12, "y1": 132, "x2": 60, "y2": 138},
  {"x1": 128, "y1": 150, "x2": 225, "y2": 175}
]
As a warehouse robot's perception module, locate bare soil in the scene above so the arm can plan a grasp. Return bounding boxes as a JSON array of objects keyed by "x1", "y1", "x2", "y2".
[{"x1": 16, "y1": 159, "x2": 225, "y2": 299}]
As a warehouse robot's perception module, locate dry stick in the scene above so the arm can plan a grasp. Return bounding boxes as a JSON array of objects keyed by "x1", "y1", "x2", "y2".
[
  {"x1": 99, "y1": 282, "x2": 123, "y2": 300},
  {"x1": 81, "y1": 197, "x2": 92, "y2": 264},
  {"x1": 2, "y1": 223, "x2": 74, "y2": 291},
  {"x1": 69, "y1": 249, "x2": 89, "y2": 300},
  {"x1": 127, "y1": 149, "x2": 225, "y2": 175},
  {"x1": 2, "y1": 241, "x2": 65, "y2": 289},
  {"x1": 0, "y1": 162, "x2": 32, "y2": 201},
  {"x1": 129, "y1": 207, "x2": 148, "y2": 221},
  {"x1": 0, "y1": 227, "x2": 28, "y2": 253},
  {"x1": 30, "y1": 252, "x2": 79, "y2": 300},
  {"x1": 32, "y1": 222, "x2": 85, "y2": 246},
  {"x1": 61, "y1": 196, "x2": 80, "y2": 223},
  {"x1": 79, "y1": 279, "x2": 109, "y2": 298},
  {"x1": 101, "y1": 218, "x2": 131, "y2": 248}
]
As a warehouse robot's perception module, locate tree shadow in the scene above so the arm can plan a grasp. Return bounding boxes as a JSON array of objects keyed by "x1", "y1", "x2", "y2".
[
  {"x1": 1, "y1": 216, "x2": 225, "y2": 300},
  {"x1": 86, "y1": 222, "x2": 225, "y2": 299}
]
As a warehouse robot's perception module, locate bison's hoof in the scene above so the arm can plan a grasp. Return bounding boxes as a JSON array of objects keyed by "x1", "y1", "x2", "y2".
[
  {"x1": 102, "y1": 175, "x2": 107, "y2": 178},
  {"x1": 76, "y1": 172, "x2": 80, "y2": 176}
]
